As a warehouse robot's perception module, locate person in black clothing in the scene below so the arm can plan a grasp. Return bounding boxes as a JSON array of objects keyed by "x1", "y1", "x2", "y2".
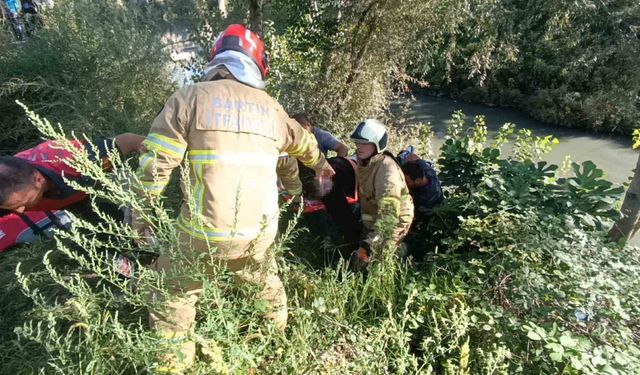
[
  {"x1": 320, "y1": 156, "x2": 361, "y2": 256},
  {"x1": 21, "y1": 0, "x2": 37, "y2": 14},
  {"x1": 295, "y1": 155, "x2": 361, "y2": 259}
]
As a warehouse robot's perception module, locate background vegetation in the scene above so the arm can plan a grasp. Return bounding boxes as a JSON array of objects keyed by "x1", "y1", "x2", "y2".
[
  {"x1": 0, "y1": 0, "x2": 638, "y2": 374},
  {"x1": 0, "y1": 0, "x2": 175, "y2": 152},
  {"x1": 411, "y1": 0, "x2": 640, "y2": 134},
  {"x1": 168, "y1": 0, "x2": 640, "y2": 134}
]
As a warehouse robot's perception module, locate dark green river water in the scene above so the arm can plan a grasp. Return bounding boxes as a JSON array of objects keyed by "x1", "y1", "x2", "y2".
[{"x1": 397, "y1": 93, "x2": 637, "y2": 185}]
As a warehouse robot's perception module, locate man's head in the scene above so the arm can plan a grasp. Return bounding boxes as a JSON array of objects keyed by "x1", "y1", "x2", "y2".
[
  {"x1": 0, "y1": 156, "x2": 47, "y2": 212},
  {"x1": 350, "y1": 119, "x2": 387, "y2": 160},
  {"x1": 206, "y1": 24, "x2": 269, "y2": 89},
  {"x1": 292, "y1": 113, "x2": 313, "y2": 132},
  {"x1": 402, "y1": 161, "x2": 429, "y2": 189}
]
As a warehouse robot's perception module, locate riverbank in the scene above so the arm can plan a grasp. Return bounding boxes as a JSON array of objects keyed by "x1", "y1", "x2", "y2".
[{"x1": 395, "y1": 92, "x2": 638, "y2": 185}]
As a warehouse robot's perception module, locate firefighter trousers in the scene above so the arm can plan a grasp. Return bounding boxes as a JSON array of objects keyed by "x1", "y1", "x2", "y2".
[{"x1": 148, "y1": 233, "x2": 287, "y2": 371}]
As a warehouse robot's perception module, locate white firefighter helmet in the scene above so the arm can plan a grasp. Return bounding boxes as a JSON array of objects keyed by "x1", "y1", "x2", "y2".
[{"x1": 350, "y1": 119, "x2": 388, "y2": 153}]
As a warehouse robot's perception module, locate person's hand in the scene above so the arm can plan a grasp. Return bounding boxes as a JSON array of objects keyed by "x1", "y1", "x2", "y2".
[
  {"x1": 406, "y1": 152, "x2": 419, "y2": 162},
  {"x1": 316, "y1": 164, "x2": 335, "y2": 178},
  {"x1": 350, "y1": 247, "x2": 370, "y2": 272},
  {"x1": 113, "y1": 133, "x2": 146, "y2": 156},
  {"x1": 131, "y1": 212, "x2": 158, "y2": 247}
]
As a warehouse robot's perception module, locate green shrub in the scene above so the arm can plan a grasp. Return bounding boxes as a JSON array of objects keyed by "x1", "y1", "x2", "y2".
[
  {"x1": 409, "y1": 111, "x2": 639, "y2": 373},
  {"x1": 413, "y1": 0, "x2": 640, "y2": 134},
  {"x1": 1, "y1": 108, "x2": 636, "y2": 374},
  {"x1": 0, "y1": 0, "x2": 175, "y2": 152}
]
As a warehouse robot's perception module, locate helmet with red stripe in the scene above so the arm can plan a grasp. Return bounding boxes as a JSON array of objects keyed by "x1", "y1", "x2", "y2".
[{"x1": 209, "y1": 24, "x2": 269, "y2": 79}]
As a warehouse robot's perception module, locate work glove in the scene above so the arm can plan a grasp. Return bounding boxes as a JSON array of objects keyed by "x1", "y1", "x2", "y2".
[
  {"x1": 292, "y1": 194, "x2": 303, "y2": 205},
  {"x1": 131, "y1": 210, "x2": 158, "y2": 247},
  {"x1": 123, "y1": 206, "x2": 133, "y2": 227}
]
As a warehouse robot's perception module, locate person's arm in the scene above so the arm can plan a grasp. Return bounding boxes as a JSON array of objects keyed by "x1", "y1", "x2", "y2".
[
  {"x1": 113, "y1": 133, "x2": 146, "y2": 156},
  {"x1": 132, "y1": 89, "x2": 190, "y2": 235},
  {"x1": 278, "y1": 112, "x2": 334, "y2": 178},
  {"x1": 83, "y1": 134, "x2": 143, "y2": 172},
  {"x1": 276, "y1": 156, "x2": 302, "y2": 196},
  {"x1": 334, "y1": 141, "x2": 349, "y2": 158},
  {"x1": 316, "y1": 127, "x2": 348, "y2": 158}
]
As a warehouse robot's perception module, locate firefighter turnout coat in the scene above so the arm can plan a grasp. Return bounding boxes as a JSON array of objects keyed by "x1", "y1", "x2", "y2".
[
  {"x1": 134, "y1": 78, "x2": 329, "y2": 258},
  {"x1": 358, "y1": 151, "x2": 414, "y2": 255}
]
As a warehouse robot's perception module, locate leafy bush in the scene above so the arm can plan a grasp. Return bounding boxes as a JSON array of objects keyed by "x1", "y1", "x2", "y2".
[
  {"x1": 409, "y1": 112, "x2": 639, "y2": 373},
  {"x1": 0, "y1": 108, "x2": 637, "y2": 374},
  {"x1": 413, "y1": 0, "x2": 640, "y2": 134},
  {"x1": 0, "y1": 0, "x2": 175, "y2": 152}
]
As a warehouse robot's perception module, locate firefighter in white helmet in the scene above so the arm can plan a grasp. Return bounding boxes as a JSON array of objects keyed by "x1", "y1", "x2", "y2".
[{"x1": 349, "y1": 119, "x2": 414, "y2": 271}]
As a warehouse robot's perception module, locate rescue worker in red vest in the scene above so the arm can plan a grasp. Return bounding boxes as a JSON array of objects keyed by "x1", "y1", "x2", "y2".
[
  {"x1": 349, "y1": 119, "x2": 414, "y2": 271},
  {"x1": 132, "y1": 24, "x2": 334, "y2": 372},
  {"x1": 0, "y1": 133, "x2": 145, "y2": 252}
]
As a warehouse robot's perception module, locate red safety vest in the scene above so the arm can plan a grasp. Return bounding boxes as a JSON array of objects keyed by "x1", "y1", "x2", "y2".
[
  {"x1": 0, "y1": 210, "x2": 73, "y2": 252},
  {"x1": 0, "y1": 140, "x2": 89, "y2": 252},
  {"x1": 14, "y1": 140, "x2": 88, "y2": 210}
]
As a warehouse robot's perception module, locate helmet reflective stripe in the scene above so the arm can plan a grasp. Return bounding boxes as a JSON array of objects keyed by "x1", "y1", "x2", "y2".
[
  {"x1": 245, "y1": 29, "x2": 257, "y2": 50},
  {"x1": 350, "y1": 119, "x2": 388, "y2": 153}
]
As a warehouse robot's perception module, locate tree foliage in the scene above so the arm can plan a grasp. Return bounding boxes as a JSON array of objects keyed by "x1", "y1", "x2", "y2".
[
  {"x1": 0, "y1": 0, "x2": 175, "y2": 152},
  {"x1": 0, "y1": 1, "x2": 638, "y2": 374},
  {"x1": 413, "y1": 0, "x2": 640, "y2": 134}
]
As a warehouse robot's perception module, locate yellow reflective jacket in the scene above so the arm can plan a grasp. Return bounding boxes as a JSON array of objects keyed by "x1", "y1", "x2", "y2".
[
  {"x1": 134, "y1": 78, "x2": 329, "y2": 258},
  {"x1": 358, "y1": 151, "x2": 414, "y2": 252}
]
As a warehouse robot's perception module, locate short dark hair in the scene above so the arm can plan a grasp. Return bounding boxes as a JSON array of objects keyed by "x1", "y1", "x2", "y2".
[
  {"x1": 292, "y1": 113, "x2": 312, "y2": 128},
  {"x1": 401, "y1": 161, "x2": 425, "y2": 181},
  {"x1": 0, "y1": 156, "x2": 37, "y2": 204}
]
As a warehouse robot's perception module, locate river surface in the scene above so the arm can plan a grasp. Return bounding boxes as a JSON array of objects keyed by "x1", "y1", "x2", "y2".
[{"x1": 396, "y1": 92, "x2": 637, "y2": 185}]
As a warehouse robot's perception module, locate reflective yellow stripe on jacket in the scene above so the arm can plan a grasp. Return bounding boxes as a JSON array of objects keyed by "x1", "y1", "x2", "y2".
[
  {"x1": 178, "y1": 149, "x2": 279, "y2": 241},
  {"x1": 143, "y1": 133, "x2": 187, "y2": 158},
  {"x1": 186, "y1": 150, "x2": 277, "y2": 167},
  {"x1": 176, "y1": 215, "x2": 267, "y2": 242},
  {"x1": 136, "y1": 152, "x2": 171, "y2": 195},
  {"x1": 137, "y1": 133, "x2": 188, "y2": 195},
  {"x1": 185, "y1": 149, "x2": 277, "y2": 214},
  {"x1": 287, "y1": 131, "x2": 320, "y2": 167}
]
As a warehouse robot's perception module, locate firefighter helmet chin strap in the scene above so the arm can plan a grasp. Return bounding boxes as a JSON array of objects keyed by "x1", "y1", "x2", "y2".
[{"x1": 204, "y1": 50, "x2": 266, "y2": 90}]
